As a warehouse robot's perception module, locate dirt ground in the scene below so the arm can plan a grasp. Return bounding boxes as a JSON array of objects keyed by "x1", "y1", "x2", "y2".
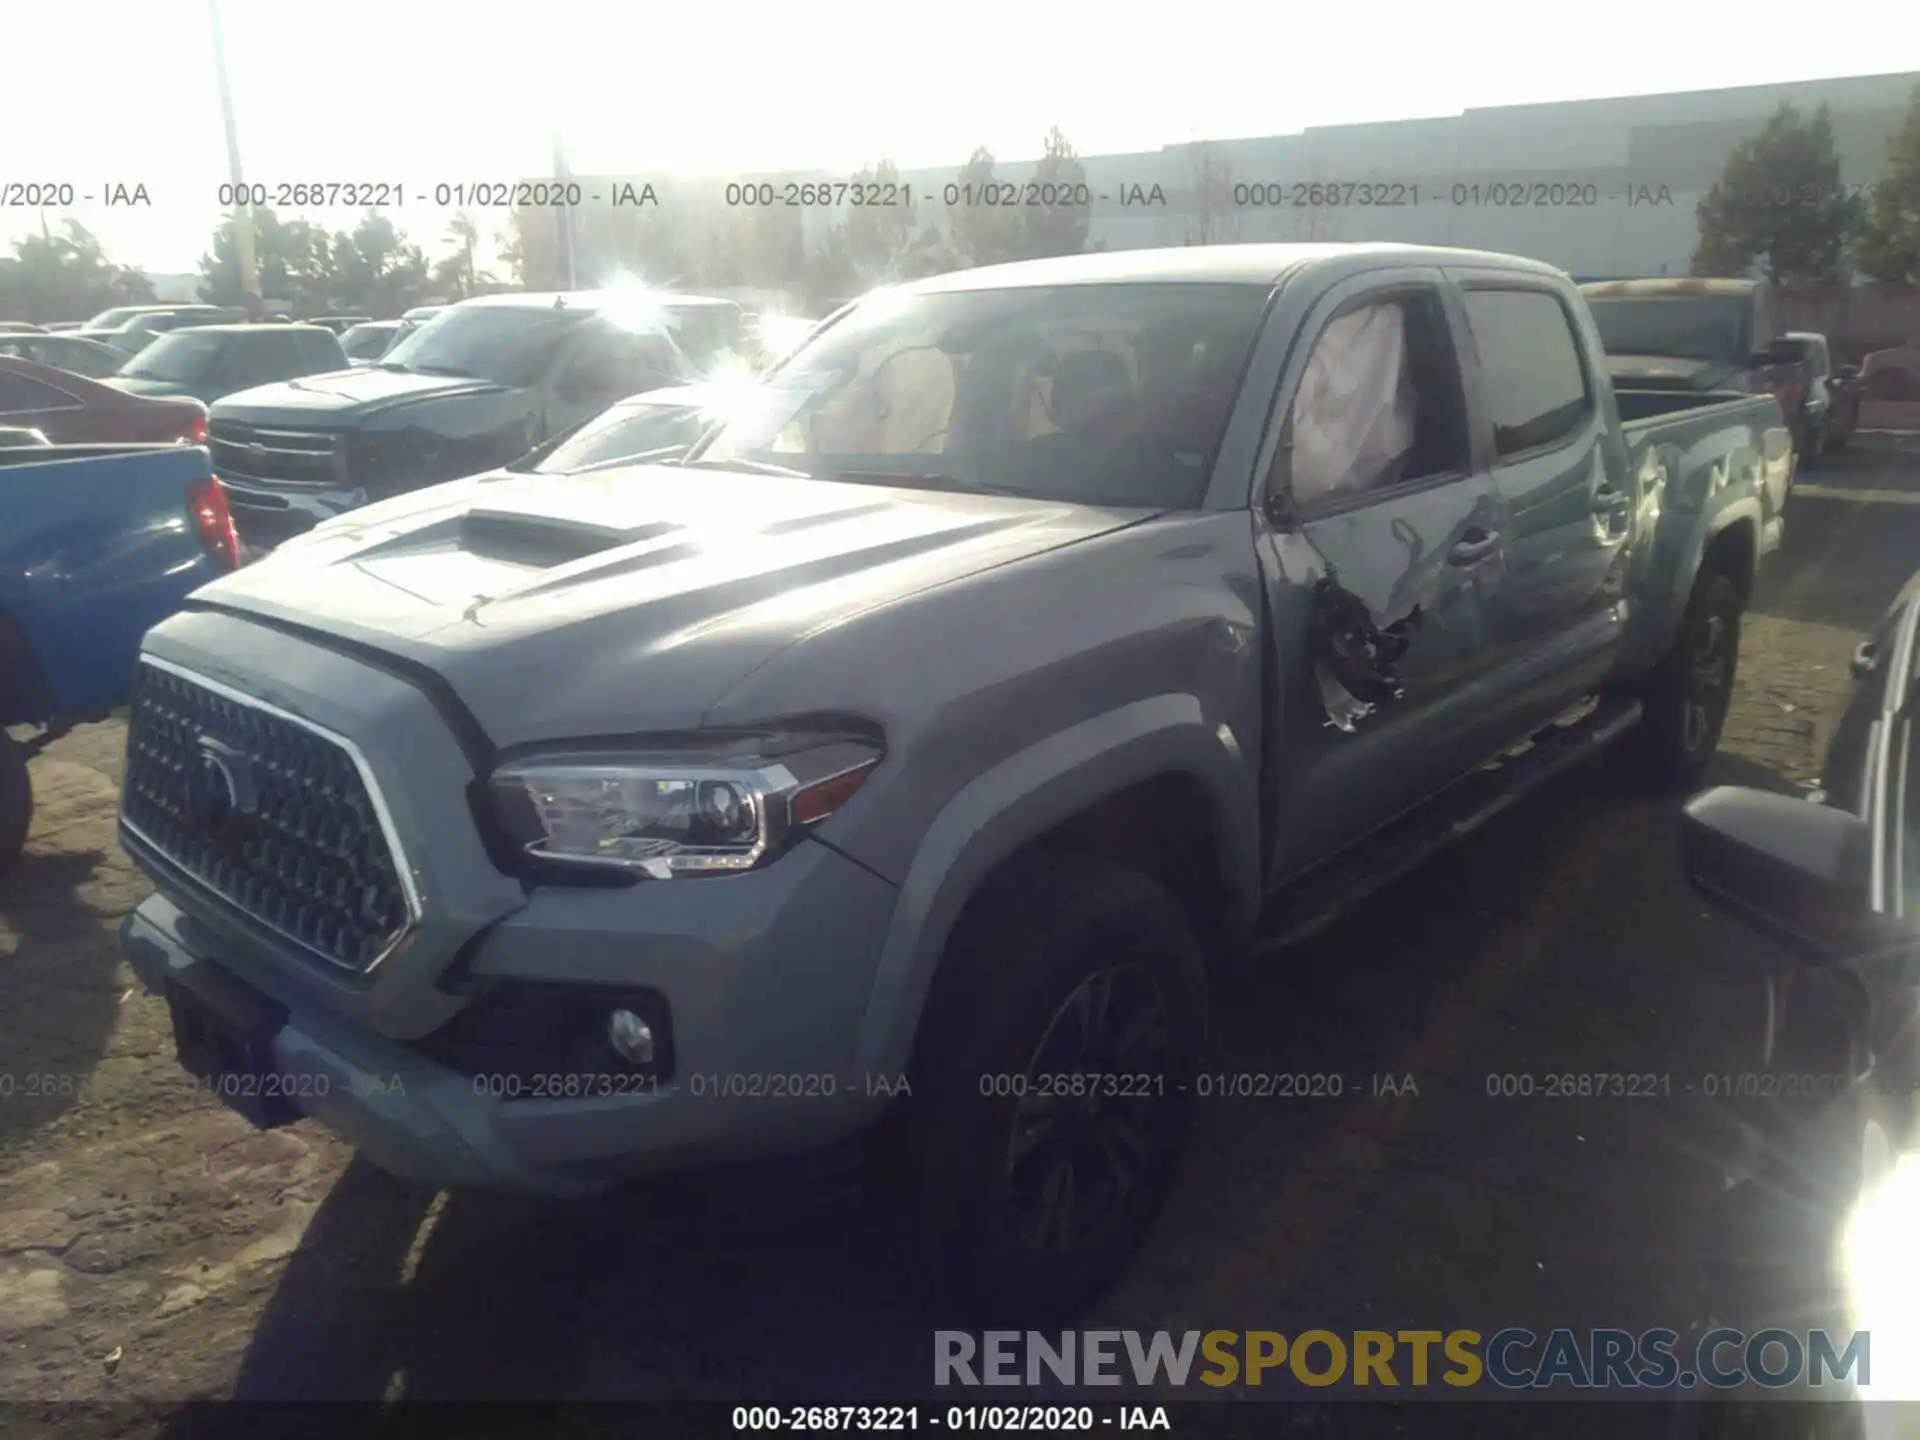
[{"x1": 5, "y1": 439, "x2": 1920, "y2": 1427}]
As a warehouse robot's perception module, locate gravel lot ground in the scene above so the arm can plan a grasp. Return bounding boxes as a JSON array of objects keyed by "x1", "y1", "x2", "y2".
[{"x1": 5, "y1": 438, "x2": 1920, "y2": 1430}]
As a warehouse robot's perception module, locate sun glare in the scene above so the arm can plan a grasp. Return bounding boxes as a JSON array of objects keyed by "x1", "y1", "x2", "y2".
[{"x1": 1842, "y1": 1130, "x2": 1920, "y2": 1400}]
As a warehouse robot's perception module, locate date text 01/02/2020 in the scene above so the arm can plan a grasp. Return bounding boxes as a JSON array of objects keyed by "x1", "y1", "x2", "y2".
[
  {"x1": 211, "y1": 181, "x2": 661, "y2": 208},
  {"x1": 1, "y1": 181, "x2": 149, "y2": 207},
  {"x1": 1228, "y1": 181, "x2": 1679, "y2": 208},
  {"x1": 0, "y1": 1068, "x2": 407, "y2": 1104},
  {"x1": 730, "y1": 1405, "x2": 1171, "y2": 1432}
]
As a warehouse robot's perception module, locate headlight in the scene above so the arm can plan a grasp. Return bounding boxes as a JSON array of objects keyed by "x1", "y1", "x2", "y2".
[{"x1": 488, "y1": 732, "x2": 881, "y2": 879}]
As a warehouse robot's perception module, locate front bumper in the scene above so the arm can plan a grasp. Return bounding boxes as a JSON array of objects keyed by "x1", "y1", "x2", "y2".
[
  {"x1": 124, "y1": 832, "x2": 905, "y2": 1194},
  {"x1": 220, "y1": 478, "x2": 364, "y2": 551},
  {"x1": 116, "y1": 615, "x2": 906, "y2": 1195}
]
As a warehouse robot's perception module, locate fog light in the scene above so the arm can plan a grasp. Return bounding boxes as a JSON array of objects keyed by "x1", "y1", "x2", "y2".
[{"x1": 607, "y1": 1008, "x2": 656, "y2": 1065}]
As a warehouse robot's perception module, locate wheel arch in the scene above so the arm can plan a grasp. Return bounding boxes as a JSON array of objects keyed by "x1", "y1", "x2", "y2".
[
  {"x1": 0, "y1": 605, "x2": 53, "y2": 729},
  {"x1": 851, "y1": 695, "x2": 1262, "y2": 1080}
]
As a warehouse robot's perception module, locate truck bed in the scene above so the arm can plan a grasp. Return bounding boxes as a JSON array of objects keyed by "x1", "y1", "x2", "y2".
[
  {"x1": 1613, "y1": 387, "x2": 1792, "y2": 673},
  {"x1": 0, "y1": 444, "x2": 231, "y2": 723},
  {"x1": 1613, "y1": 386, "x2": 1770, "y2": 431}
]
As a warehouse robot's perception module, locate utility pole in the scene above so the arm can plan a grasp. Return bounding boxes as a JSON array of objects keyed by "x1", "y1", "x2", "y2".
[
  {"x1": 553, "y1": 130, "x2": 577, "y2": 291},
  {"x1": 209, "y1": 0, "x2": 260, "y2": 313}
]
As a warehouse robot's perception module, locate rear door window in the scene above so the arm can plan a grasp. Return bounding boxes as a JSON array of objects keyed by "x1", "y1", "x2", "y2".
[
  {"x1": 1460, "y1": 288, "x2": 1594, "y2": 459},
  {"x1": 557, "y1": 324, "x2": 686, "y2": 403},
  {"x1": 229, "y1": 333, "x2": 310, "y2": 383},
  {"x1": 296, "y1": 331, "x2": 346, "y2": 371}
]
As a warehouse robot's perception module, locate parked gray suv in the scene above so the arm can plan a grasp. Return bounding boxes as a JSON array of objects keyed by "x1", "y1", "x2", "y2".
[{"x1": 118, "y1": 243, "x2": 1789, "y2": 1320}]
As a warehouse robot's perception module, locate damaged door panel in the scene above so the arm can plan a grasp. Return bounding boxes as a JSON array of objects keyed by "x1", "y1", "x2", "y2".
[
  {"x1": 1450, "y1": 277, "x2": 1634, "y2": 714},
  {"x1": 1255, "y1": 272, "x2": 1516, "y2": 884}
]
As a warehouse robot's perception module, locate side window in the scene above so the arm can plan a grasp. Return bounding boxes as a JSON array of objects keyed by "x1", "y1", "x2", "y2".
[
  {"x1": 298, "y1": 331, "x2": 343, "y2": 370},
  {"x1": 234, "y1": 335, "x2": 304, "y2": 380},
  {"x1": 559, "y1": 326, "x2": 681, "y2": 402},
  {"x1": 1459, "y1": 288, "x2": 1592, "y2": 459},
  {"x1": 1279, "y1": 291, "x2": 1470, "y2": 511},
  {"x1": 0, "y1": 371, "x2": 79, "y2": 414}
]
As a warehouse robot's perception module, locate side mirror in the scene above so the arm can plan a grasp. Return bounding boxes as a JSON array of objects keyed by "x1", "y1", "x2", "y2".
[
  {"x1": 1681, "y1": 786, "x2": 1891, "y2": 966},
  {"x1": 1838, "y1": 364, "x2": 1861, "y2": 382}
]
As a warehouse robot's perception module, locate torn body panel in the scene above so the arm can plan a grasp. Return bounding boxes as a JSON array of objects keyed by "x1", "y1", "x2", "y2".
[{"x1": 1310, "y1": 572, "x2": 1420, "y2": 732}]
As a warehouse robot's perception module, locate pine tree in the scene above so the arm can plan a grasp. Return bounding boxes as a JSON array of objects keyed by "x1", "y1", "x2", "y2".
[
  {"x1": 1692, "y1": 102, "x2": 1861, "y2": 284},
  {"x1": 1856, "y1": 85, "x2": 1920, "y2": 284}
]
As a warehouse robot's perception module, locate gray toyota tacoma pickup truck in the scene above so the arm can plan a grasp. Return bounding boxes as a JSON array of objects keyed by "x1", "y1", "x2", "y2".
[{"x1": 117, "y1": 243, "x2": 1790, "y2": 1321}]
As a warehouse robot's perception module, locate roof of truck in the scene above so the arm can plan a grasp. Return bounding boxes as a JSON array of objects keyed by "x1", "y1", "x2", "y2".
[
  {"x1": 902, "y1": 242, "x2": 1570, "y2": 292},
  {"x1": 458, "y1": 290, "x2": 739, "y2": 312},
  {"x1": 1577, "y1": 278, "x2": 1761, "y2": 297}
]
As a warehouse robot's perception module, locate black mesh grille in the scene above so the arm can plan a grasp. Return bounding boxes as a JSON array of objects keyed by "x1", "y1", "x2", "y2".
[{"x1": 121, "y1": 662, "x2": 413, "y2": 971}]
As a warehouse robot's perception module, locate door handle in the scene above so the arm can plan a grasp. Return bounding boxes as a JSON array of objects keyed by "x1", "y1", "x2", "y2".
[
  {"x1": 1593, "y1": 487, "x2": 1631, "y2": 514},
  {"x1": 1448, "y1": 529, "x2": 1499, "y2": 565}
]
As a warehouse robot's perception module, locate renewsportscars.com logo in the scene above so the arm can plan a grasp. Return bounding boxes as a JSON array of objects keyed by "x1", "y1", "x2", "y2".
[{"x1": 935, "y1": 1328, "x2": 1871, "y2": 1391}]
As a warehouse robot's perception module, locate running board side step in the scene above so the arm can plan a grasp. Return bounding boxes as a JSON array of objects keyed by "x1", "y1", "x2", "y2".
[{"x1": 1251, "y1": 694, "x2": 1644, "y2": 953}]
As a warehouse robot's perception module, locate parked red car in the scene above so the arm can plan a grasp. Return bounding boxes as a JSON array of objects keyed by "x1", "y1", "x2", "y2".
[{"x1": 0, "y1": 355, "x2": 207, "y2": 445}]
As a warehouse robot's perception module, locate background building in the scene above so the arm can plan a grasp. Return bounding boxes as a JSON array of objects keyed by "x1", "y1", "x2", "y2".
[{"x1": 609, "y1": 70, "x2": 1918, "y2": 281}]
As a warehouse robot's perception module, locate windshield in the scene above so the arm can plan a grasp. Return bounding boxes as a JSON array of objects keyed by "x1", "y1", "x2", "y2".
[
  {"x1": 340, "y1": 323, "x2": 399, "y2": 360},
  {"x1": 1585, "y1": 296, "x2": 1751, "y2": 363},
  {"x1": 691, "y1": 283, "x2": 1266, "y2": 508},
  {"x1": 533, "y1": 399, "x2": 712, "y2": 473},
  {"x1": 119, "y1": 329, "x2": 223, "y2": 382},
  {"x1": 85, "y1": 307, "x2": 140, "y2": 330},
  {"x1": 668, "y1": 306, "x2": 745, "y2": 366},
  {"x1": 378, "y1": 306, "x2": 581, "y2": 386}
]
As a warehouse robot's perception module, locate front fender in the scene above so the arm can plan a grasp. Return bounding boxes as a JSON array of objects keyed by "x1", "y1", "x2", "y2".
[{"x1": 850, "y1": 694, "x2": 1261, "y2": 1078}]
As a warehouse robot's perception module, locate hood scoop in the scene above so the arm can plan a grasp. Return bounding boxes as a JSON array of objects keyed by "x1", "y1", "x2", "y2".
[{"x1": 459, "y1": 507, "x2": 678, "y2": 567}]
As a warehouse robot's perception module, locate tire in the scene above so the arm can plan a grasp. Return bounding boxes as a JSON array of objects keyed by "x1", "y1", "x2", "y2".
[
  {"x1": 1617, "y1": 569, "x2": 1743, "y2": 793},
  {"x1": 898, "y1": 853, "x2": 1208, "y2": 1325},
  {"x1": 1801, "y1": 419, "x2": 1826, "y2": 472},
  {"x1": 0, "y1": 731, "x2": 31, "y2": 877}
]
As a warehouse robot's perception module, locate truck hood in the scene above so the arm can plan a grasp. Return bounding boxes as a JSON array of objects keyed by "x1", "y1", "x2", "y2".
[
  {"x1": 194, "y1": 466, "x2": 1153, "y2": 746},
  {"x1": 1604, "y1": 354, "x2": 1736, "y2": 391},
  {"x1": 211, "y1": 366, "x2": 512, "y2": 425}
]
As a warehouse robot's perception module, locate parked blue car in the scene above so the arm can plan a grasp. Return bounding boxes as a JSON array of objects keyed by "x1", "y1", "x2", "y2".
[{"x1": 0, "y1": 444, "x2": 241, "y2": 872}]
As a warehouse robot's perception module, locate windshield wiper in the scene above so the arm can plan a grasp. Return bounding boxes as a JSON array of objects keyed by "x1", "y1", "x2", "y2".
[
  {"x1": 408, "y1": 363, "x2": 480, "y2": 378},
  {"x1": 678, "y1": 457, "x2": 814, "y2": 479}
]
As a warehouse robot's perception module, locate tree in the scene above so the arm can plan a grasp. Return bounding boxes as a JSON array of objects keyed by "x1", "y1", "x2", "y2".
[
  {"x1": 332, "y1": 212, "x2": 429, "y2": 315},
  {"x1": 797, "y1": 219, "x2": 871, "y2": 313},
  {"x1": 1692, "y1": 101, "x2": 1862, "y2": 284},
  {"x1": 0, "y1": 220, "x2": 153, "y2": 322},
  {"x1": 945, "y1": 147, "x2": 1023, "y2": 268},
  {"x1": 198, "y1": 208, "x2": 337, "y2": 310},
  {"x1": 1184, "y1": 138, "x2": 1240, "y2": 246},
  {"x1": 445, "y1": 211, "x2": 480, "y2": 295},
  {"x1": 1016, "y1": 127, "x2": 1092, "y2": 260},
  {"x1": 842, "y1": 159, "x2": 919, "y2": 280},
  {"x1": 1856, "y1": 84, "x2": 1920, "y2": 284},
  {"x1": 500, "y1": 204, "x2": 567, "y2": 289}
]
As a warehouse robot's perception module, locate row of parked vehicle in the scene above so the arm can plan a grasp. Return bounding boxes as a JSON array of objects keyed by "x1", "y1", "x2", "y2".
[{"x1": 1578, "y1": 276, "x2": 1863, "y2": 470}]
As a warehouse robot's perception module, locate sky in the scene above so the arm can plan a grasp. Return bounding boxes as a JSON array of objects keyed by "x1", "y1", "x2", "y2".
[{"x1": 5, "y1": 0, "x2": 1919, "y2": 275}]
